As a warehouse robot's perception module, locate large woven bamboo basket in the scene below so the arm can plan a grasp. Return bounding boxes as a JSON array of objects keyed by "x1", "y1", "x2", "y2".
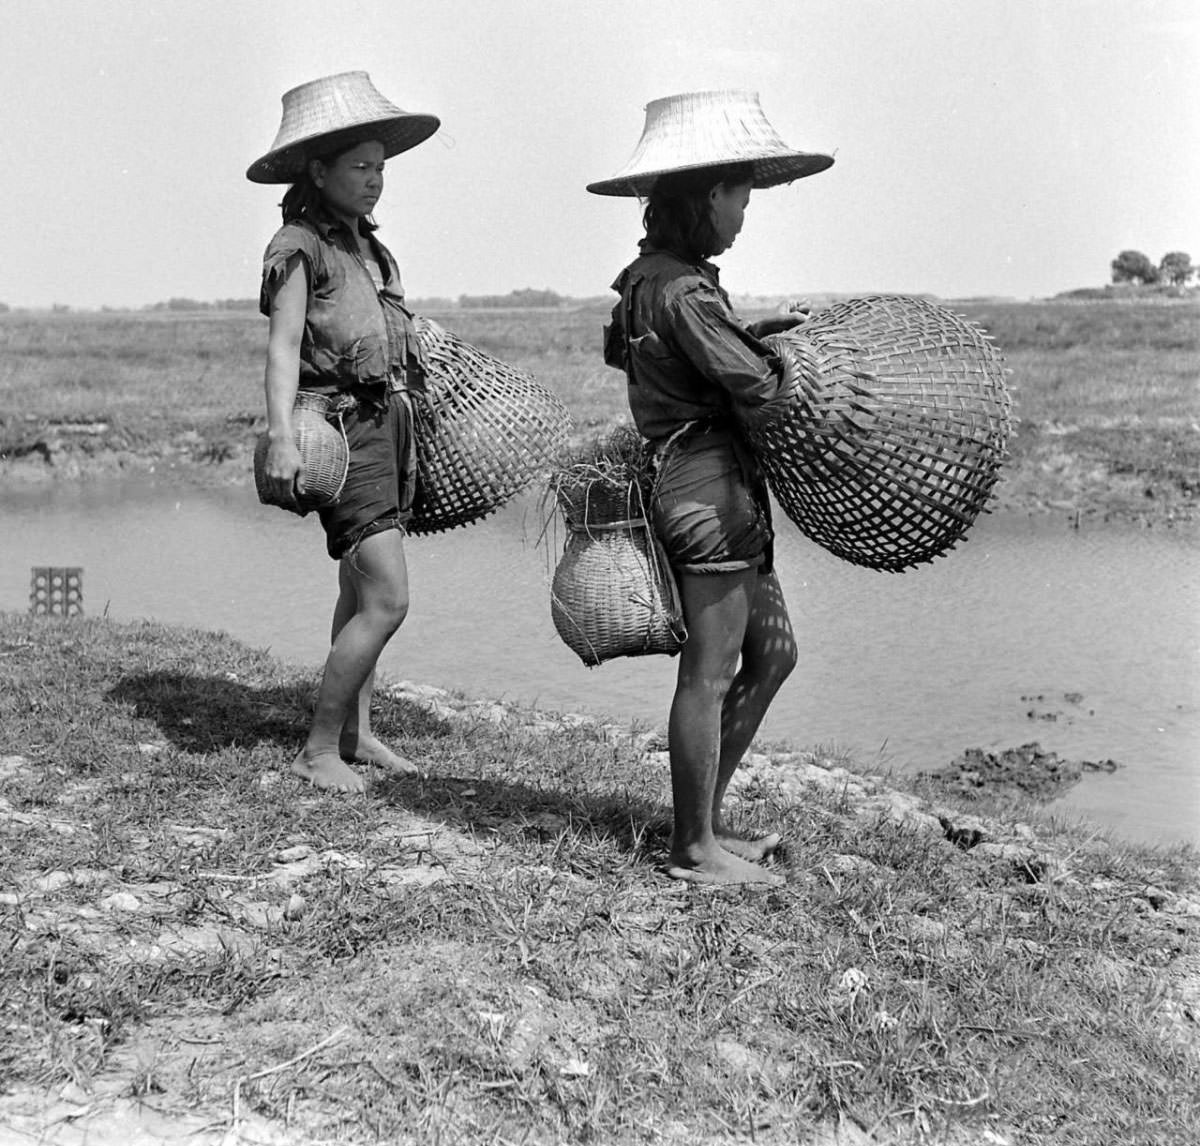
[
  {"x1": 740, "y1": 295, "x2": 1014, "y2": 572},
  {"x1": 409, "y1": 316, "x2": 573, "y2": 535},
  {"x1": 547, "y1": 425, "x2": 686, "y2": 666},
  {"x1": 253, "y1": 390, "x2": 351, "y2": 515}
]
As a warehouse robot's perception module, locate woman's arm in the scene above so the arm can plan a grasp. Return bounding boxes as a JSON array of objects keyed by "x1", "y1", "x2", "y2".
[
  {"x1": 262, "y1": 256, "x2": 308, "y2": 506},
  {"x1": 668, "y1": 282, "x2": 785, "y2": 409}
]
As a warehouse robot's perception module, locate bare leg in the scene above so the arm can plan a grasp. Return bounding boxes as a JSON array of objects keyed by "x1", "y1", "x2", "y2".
[
  {"x1": 339, "y1": 669, "x2": 418, "y2": 775},
  {"x1": 665, "y1": 569, "x2": 783, "y2": 887},
  {"x1": 331, "y1": 561, "x2": 418, "y2": 776},
  {"x1": 712, "y1": 571, "x2": 798, "y2": 860},
  {"x1": 292, "y1": 530, "x2": 410, "y2": 793}
]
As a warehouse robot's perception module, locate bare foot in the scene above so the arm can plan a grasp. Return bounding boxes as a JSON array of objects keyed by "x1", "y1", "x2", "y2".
[
  {"x1": 340, "y1": 733, "x2": 420, "y2": 777},
  {"x1": 291, "y1": 749, "x2": 367, "y2": 794},
  {"x1": 666, "y1": 844, "x2": 784, "y2": 887},
  {"x1": 716, "y1": 831, "x2": 782, "y2": 863}
]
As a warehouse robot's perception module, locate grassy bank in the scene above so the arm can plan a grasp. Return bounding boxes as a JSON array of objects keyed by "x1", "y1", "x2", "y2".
[
  {"x1": 1, "y1": 299, "x2": 1197, "y2": 522},
  {"x1": 1, "y1": 613, "x2": 1198, "y2": 1144}
]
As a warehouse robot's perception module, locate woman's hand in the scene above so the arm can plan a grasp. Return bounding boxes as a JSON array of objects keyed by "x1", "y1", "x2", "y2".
[
  {"x1": 745, "y1": 299, "x2": 813, "y2": 340},
  {"x1": 264, "y1": 433, "x2": 305, "y2": 510}
]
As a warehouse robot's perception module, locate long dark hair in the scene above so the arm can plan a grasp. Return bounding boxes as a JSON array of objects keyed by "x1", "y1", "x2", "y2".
[
  {"x1": 642, "y1": 162, "x2": 755, "y2": 261},
  {"x1": 279, "y1": 134, "x2": 380, "y2": 229}
]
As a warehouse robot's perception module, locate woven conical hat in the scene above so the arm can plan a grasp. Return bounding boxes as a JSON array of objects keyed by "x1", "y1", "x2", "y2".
[
  {"x1": 587, "y1": 90, "x2": 833, "y2": 197},
  {"x1": 247, "y1": 71, "x2": 439, "y2": 184}
]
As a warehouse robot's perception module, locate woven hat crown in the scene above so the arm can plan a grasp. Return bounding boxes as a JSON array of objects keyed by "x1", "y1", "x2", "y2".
[
  {"x1": 247, "y1": 70, "x2": 439, "y2": 184},
  {"x1": 587, "y1": 89, "x2": 833, "y2": 197}
]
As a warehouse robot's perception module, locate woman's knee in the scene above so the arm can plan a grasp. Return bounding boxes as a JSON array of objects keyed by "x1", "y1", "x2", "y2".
[
  {"x1": 678, "y1": 659, "x2": 740, "y2": 699},
  {"x1": 759, "y1": 626, "x2": 798, "y2": 681},
  {"x1": 345, "y1": 535, "x2": 410, "y2": 630},
  {"x1": 374, "y1": 587, "x2": 409, "y2": 631},
  {"x1": 774, "y1": 639, "x2": 799, "y2": 686},
  {"x1": 747, "y1": 575, "x2": 797, "y2": 680}
]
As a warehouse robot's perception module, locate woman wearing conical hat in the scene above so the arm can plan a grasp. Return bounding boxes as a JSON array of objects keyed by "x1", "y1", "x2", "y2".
[
  {"x1": 589, "y1": 90, "x2": 833, "y2": 885},
  {"x1": 248, "y1": 71, "x2": 439, "y2": 793}
]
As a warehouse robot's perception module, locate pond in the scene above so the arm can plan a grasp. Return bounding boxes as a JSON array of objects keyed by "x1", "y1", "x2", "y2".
[{"x1": 3, "y1": 478, "x2": 1197, "y2": 848}]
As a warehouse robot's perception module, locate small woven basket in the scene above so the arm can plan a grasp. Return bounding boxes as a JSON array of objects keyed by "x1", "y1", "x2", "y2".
[
  {"x1": 547, "y1": 425, "x2": 686, "y2": 666},
  {"x1": 740, "y1": 295, "x2": 1014, "y2": 572},
  {"x1": 253, "y1": 390, "x2": 352, "y2": 515},
  {"x1": 409, "y1": 315, "x2": 573, "y2": 535},
  {"x1": 551, "y1": 525, "x2": 685, "y2": 666}
]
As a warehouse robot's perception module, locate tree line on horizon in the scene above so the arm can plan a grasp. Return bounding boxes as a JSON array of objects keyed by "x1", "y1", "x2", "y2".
[
  {"x1": 1110, "y1": 249, "x2": 1194, "y2": 287},
  {"x1": 137, "y1": 287, "x2": 573, "y2": 314},
  {"x1": 2, "y1": 259, "x2": 1196, "y2": 314},
  {"x1": 0, "y1": 288, "x2": 577, "y2": 315}
]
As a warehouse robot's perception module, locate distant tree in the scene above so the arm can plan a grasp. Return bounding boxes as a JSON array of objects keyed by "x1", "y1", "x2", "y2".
[
  {"x1": 1110, "y1": 249, "x2": 1159, "y2": 285},
  {"x1": 1158, "y1": 251, "x2": 1195, "y2": 286},
  {"x1": 0, "y1": 301, "x2": 9, "y2": 314}
]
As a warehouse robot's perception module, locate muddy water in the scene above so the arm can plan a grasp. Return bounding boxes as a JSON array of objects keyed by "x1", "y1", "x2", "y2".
[{"x1": 4, "y1": 479, "x2": 1197, "y2": 846}]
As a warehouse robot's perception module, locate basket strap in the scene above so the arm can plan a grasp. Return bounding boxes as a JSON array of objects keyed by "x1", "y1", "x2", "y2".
[
  {"x1": 628, "y1": 479, "x2": 688, "y2": 645},
  {"x1": 565, "y1": 516, "x2": 649, "y2": 535},
  {"x1": 326, "y1": 401, "x2": 352, "y2": 498}
]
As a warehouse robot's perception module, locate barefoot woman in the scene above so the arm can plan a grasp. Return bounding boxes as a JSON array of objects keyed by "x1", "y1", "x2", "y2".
[
  {"x1": 247, "y1": 72, "x2": 439, "y2": 793},
  {"x1": 589, "y1": 91, "x2": 833, "y2": 884}
]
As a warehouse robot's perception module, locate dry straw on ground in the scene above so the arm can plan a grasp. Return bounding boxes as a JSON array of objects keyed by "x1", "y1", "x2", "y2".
[{"x1": 0, "y1": 614, "x2": 1197, "y2": 1145}]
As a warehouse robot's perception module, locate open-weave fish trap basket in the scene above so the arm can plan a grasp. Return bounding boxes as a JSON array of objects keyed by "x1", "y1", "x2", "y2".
[
  {"x1": 409, "y1": 315, "x2": 573, "y2": 535},
  {"x1": 548, "y1": 426, "x2": 686, "y2": 666},
  {"x1": 253, "y1": 390, "x2": 352, "y2": 515},
  {"x1": 740, "y1": 295, "x2": 1014, "y2": 572}
]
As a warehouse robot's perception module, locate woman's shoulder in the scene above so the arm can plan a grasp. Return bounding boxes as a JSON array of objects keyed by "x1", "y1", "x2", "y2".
[
  {"x1": 623, "y1": 249, "x2": 711, "y2": 300},
  {"x1": 259, "y1": 222, "x2": 328, "y2": 308},
  {"x1": 263, "y1": 220, "x2": 323, "y2": 259},
  {"x1": 662, "y1": 268, "x2": 727, "y2": 315}
]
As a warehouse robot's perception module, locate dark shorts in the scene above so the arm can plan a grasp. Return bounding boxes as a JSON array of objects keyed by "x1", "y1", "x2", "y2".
[
  {"x1": 651, "y1": 428, "x2": 773, "y2": 575},
  {"x1": 317, "y1": 390, "x2": 412, "y2": 560}
]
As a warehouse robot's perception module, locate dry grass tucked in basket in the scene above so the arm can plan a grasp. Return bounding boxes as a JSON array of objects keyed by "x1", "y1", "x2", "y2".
[
  {"x1": 547, "y1": 423, "x2": 656, "y2": 527},
  {"x1": 409, "y1": 316, "x2": 572, "y2": 535},
  {"x1": 546, "y1": 424, "x2": 685, "y2": 666},
  {"x1": 741, "y1": 295, "x2": 1014, "y2": 572}
]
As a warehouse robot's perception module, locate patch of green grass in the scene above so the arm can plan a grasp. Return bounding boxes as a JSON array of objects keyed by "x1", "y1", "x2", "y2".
[{"x1": 1, "y1": 612, "x2": 1197, "y2": 1143}]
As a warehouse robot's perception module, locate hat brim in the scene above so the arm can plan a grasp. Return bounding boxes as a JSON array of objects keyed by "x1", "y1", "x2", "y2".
[
  {"x1": 586, "y1": 151, "x2": 834, "y2": 198},
  {"x1": 246, "y1": 114, "x2": 441, "y2": 184}
]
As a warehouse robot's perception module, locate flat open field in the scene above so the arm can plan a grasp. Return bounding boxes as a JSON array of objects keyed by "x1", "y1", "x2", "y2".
[{"x1": 1, "y1": 298, "x2": 1197, "y2": 522}]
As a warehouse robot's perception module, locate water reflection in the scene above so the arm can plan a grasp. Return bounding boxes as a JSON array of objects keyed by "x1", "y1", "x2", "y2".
[{"x1": 3, "y1": 478, "x2": 1197, "y2": 846}]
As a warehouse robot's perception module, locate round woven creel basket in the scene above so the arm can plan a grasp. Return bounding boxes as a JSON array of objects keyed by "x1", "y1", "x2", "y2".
[
  {"x1": 740, "y1": 295, "x2": 1014, "y2": 572},
  {"x1": 551, "y1": 524, "x2": 685, "y2": 667},
  {"x1": 253, "y1": 390, "x2": 351, "y2": 514},
  {"x1": 410, "y1": 315, "x2": 573, "y2": 535}
]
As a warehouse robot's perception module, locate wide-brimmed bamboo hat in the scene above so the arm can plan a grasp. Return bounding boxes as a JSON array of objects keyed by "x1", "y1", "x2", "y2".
[
  {"x1": 246, "y1": 70, "x2": 440, "y2": 184},
  {"x1": 587, "y1": 89, "x2": 833, "y2": 197}
]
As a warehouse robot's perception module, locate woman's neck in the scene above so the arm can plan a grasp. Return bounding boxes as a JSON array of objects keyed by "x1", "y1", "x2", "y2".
[{"x1": 327, "y1": 207, "x2": 362, "y2": 232}]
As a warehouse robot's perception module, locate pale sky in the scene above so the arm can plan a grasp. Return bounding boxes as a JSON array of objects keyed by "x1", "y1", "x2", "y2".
[{"x1": 2, "y1": 0, "x2": 1196, "y2": 309}]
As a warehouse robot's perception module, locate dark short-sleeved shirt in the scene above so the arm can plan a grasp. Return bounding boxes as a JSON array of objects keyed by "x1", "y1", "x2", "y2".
[
  {"x1": 259, "y1": 211, "x2": 426, "y2": 396},
  {"x1": 603, "y1": 243, "x2": 783, "y2": 441}
]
